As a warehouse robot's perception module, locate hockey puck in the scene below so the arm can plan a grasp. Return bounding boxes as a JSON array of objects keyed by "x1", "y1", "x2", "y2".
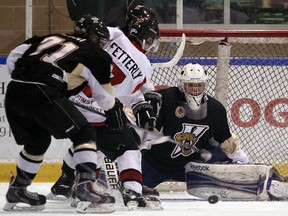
[{"x1": 208, "y1": 195, "x2": 219, "y2": 204}]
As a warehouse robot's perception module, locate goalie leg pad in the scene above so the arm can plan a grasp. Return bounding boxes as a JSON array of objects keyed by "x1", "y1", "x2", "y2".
[{"x1": 185, "y1": 162, "x2": 273, "y2": 201}]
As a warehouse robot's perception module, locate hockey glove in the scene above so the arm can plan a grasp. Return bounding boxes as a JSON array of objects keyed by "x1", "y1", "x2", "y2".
[
  {"x1": 132, "y1": 101, "x2": 156, "y2": 131},
  {"x1": 104, "y1": 99, "x2": 128, "y2": 130},
  {"x1": 144, "y1": 91, "x2": 162, "y2": 117},
  {"x1": 219, "y1": 133, "x2": 240, "y2": 154}
]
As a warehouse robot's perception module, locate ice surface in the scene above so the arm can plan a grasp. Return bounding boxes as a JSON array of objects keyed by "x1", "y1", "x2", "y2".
[{"x1": 0, "y1": 182, "x2": 287, "y2": 216}]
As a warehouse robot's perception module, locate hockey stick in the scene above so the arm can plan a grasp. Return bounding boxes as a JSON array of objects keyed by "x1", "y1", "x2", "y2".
[
  {"x1": 126, "y1": 122, "x2": 182, "y2": 149},
  {"x1": 71, "y1": 100, "x2": 202, "y2": 152},
  {"x1": 71, "y1": 100, "x2": 200, "y2": 151},
  {"x1": 70, "y1": 100, "x2": 181, "y2": 148},
  {"x1": 70, "y1": 100, "x2": 195, "y2": 150},
  {"x1": 129, "y1": 123, "x2": 202, "y2": 155},
  {"x1": 151, "y1": 33, "x2": 186, "y2": 68}
]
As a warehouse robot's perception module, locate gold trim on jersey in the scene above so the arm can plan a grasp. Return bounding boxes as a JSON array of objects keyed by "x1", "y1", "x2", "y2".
[
  {"x1": 74, "y1": 142, "x2": 97, "y2": 151},
  {"x1": 21, "y1": 149, "x2": 44, "y2": 162}
]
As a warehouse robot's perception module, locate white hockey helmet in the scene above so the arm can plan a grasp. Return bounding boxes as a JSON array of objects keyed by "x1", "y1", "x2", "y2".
[{"x1": 177, "y1": 63, "x2": 208, "y2": 110}]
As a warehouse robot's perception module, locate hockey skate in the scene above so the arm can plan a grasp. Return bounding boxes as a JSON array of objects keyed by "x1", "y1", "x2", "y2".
[
  {"x1": 46, "y1": 173, "x2": 74, "y2": 201},
  {"x1": 142, "y1": 185, "x2": 160, "y2": 197},
  {"x1": 142, "y1": 186, "x2": 163, "y2": 210},
  {"x1": 74, "y1": 180, "x2": 116, "y2": 213},
  {"x1": 122, "y1": 188, "x2": 147, "y2": 210},
  {"x1": 96, "y1": 169, "x2": 109, "y2": 191},
  {"x1": 70, "y1": 179, "x2": 109, "y2": 208},
  {"x1": 3, "y1": 173, "x2": 46, "y2": 211}
]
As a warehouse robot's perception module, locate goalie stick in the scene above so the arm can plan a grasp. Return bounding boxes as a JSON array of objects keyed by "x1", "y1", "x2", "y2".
[{"x1": 151, "y1": 33, "x2": 186, "y2": 68}]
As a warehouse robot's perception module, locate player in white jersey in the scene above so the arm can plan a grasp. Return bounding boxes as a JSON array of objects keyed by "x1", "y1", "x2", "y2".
[
  {"x1": 48, "y1": 6, "x2": 162, "y2": 209},
  {"x1": 70, "y1": 25, "x2": 157, "y2": 122}
]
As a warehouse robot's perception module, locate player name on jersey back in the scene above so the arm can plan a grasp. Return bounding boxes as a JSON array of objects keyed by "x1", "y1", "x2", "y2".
[{"x1": 110, "y1": 42, "x2": 143, "y2": 80}]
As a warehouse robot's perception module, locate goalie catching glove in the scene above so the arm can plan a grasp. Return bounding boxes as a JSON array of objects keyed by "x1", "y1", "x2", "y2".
[
  {"x1": 104, "y1": 98, "x2": 128, "y2": 130},
  {"x1": 144, "y1": 91, "x2": 162, "y2": 117},
  {"x1": 219, "y1": 133, "x2": 240, "y2": 154},
  {"x1": 132, "y1": 101, "x2": 156, "y2": 131}
]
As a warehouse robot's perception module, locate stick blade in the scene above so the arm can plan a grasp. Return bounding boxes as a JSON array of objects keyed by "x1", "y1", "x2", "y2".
[{"x1": 152, "y1": 33, "x2": 186, "y2": 68}]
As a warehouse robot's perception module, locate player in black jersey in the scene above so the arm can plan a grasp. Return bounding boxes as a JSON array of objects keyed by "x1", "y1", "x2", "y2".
[
  {"x1": 3, "y1": 16, "x2": 127, "y2": 213},
  {"x1": 141, "y1": 63, "x2": 249, "y2": 188},
  {"x1": 48, "y1": 8, "x2": 162, "y2": 210}
]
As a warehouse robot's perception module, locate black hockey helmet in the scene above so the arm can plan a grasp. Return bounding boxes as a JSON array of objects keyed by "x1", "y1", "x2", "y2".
[
  {"x1": 74, "y1": 15, "x2": 110, "y2": 48},
  {"x1": 127, "y1": 5, "x2": 160, "y2": 53},
  {"x1": 127, "y1": 4, "x2": 157, "y2": 22}
]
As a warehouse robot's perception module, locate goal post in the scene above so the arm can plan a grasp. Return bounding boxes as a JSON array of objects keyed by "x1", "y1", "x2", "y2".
[{"x1": 147, "y1": 29, "x2": 288, "y2": 176}]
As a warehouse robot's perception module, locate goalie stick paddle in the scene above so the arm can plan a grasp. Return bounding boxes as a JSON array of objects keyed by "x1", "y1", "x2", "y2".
[{"x1": 151, "y1": 33, "x2": 186, "y2": 68}]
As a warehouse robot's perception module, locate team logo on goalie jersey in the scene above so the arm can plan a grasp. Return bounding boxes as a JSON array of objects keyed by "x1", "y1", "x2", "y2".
[
  {"x1": 175, "y1": 106, "x2": 185, "y2": 118},
  {"x1": 171, "y1": 123, "x2": 209, "y2": 158}
]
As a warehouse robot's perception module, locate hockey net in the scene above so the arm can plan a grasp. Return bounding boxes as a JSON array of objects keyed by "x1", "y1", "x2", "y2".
[{"x1": 147, "y1": 29, "x2": 288, "y2": 190}]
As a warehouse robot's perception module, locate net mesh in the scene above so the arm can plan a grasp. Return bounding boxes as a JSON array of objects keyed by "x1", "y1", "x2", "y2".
[{"x1": 147, "y1": 30, "x2": 288, "y2": 176}]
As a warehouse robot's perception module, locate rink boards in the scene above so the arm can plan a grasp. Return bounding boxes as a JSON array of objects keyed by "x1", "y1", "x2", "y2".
[{"x1": 0, "y1": 56, "x2": 288, "y2": 181}]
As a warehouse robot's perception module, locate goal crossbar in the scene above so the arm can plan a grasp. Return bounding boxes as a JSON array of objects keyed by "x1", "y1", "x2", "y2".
[{"x1": 160, "y1": 29, "x2": 288, "y2": 38}]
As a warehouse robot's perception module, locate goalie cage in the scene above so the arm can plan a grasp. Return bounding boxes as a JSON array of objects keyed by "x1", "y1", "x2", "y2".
[{"x1": 147, "y1": 29, "x2": 288, "y2": 192}]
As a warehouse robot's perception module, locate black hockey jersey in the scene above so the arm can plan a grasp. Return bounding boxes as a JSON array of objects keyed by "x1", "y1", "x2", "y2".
[
  {"x1": 142, "y1": 87, "x2": 231, "y2": 172},
  {"x1": 8, "y1": 33, "x2": 112, "y2": 96}
]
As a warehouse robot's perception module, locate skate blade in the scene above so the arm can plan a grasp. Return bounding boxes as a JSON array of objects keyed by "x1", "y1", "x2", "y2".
[
  {"x1": 70, "y1": 197, "x2": 80, "y2": 208},
  {"x1": 76, "y1": 201, "x2": 115, "y2": 213},
  {"x1": 3, "y1": 202, "x2": 45, "y2": 211},
  {"x1": 144, "y1": 196, "x2": 163, "y2": 210},
  {"x1": 126, "y1": 200, "x2": 139, "y2": 210},
  {"x1": 46, "y1": 192, "x2": 71, "y2": 201},
  {"x1": 125, "y1": 200, "x2": 163, "y2": 211},
  {"x1": 145, "y1": 200, "x2": 163, "y2": 210}
]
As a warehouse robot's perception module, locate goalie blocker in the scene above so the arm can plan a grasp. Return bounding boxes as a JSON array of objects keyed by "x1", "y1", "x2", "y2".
[{"x1": 185, "y1": 162, "x2": 274, "y2": 201}]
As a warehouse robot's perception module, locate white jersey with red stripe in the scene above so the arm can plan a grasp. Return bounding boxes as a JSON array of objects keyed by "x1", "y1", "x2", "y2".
[{"x1": 69, "y1": 26, "x2": 155, "y2": 124}]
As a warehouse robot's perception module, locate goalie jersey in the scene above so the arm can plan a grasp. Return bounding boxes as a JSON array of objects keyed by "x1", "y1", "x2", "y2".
[{"x1": 142, "y1": 87, "x2": 232, "y2": 173}]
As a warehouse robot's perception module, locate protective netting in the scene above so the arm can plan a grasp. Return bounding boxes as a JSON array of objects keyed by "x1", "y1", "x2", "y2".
[{"x1": 147, "y1": 31, "x2": 288, "y2": 176}]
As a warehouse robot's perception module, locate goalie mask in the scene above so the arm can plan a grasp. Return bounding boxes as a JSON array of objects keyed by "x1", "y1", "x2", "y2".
[
  {"x1": 177, "y1": 63, "x2": 208, "y2": 117},
  {"x1": 74, "y1": 15, "x2": 110, "y2": 49},
  {"x1": 127, "y1": 5, "x2": 160, "y2": 53}
]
